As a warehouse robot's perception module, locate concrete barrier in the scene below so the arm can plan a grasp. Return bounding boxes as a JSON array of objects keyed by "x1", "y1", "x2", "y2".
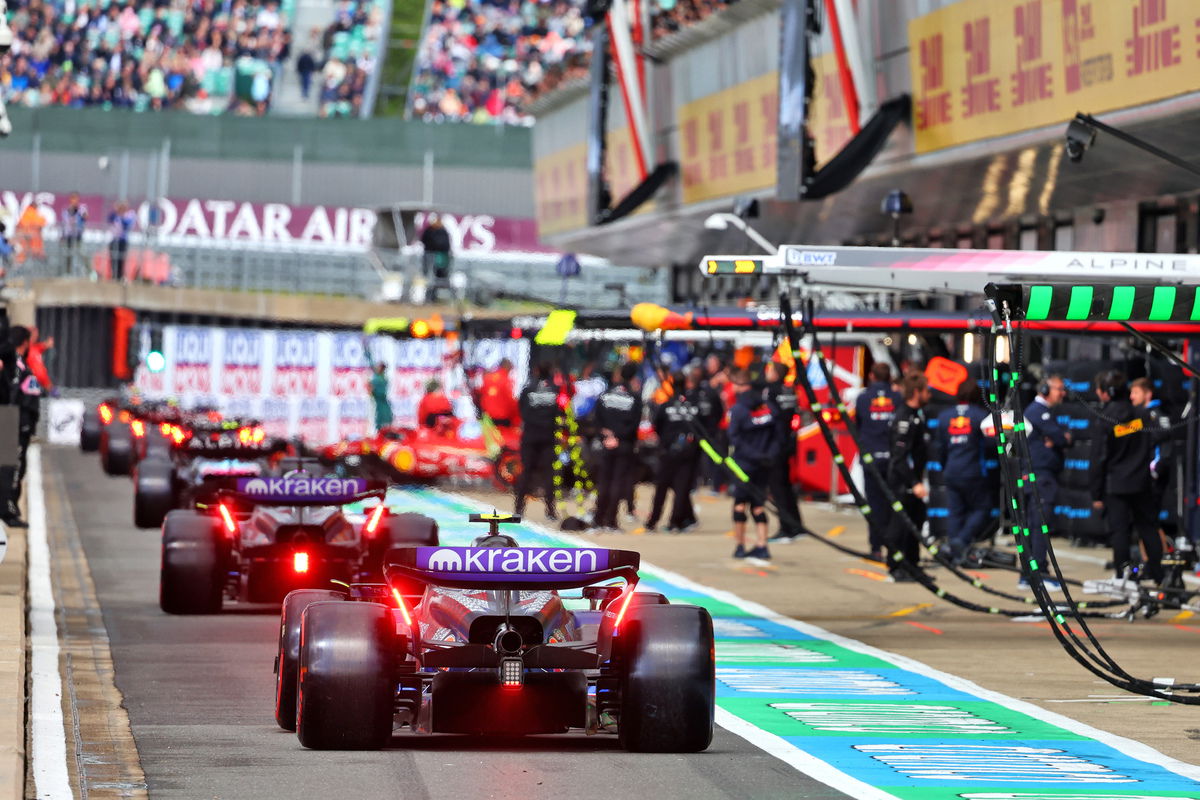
[{"x1": 0, "y1": 525, "x2": 26, "y2": 800}]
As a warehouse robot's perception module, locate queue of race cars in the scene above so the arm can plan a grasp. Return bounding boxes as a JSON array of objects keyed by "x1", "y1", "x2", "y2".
[{"x1": 76, "y1": 395, "x2": 716, "y2": 753}]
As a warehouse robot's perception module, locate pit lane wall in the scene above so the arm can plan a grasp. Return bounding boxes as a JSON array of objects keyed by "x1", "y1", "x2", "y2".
[
  {"x1": 533, "y1": 0, "x2": 1200, "y2": 271},
  {"x1": 0, "y1": 525, "x2": 24, "y2": 799},
  {"x1": 127, "y1": 325, "x2": 528, "y2": 445}
]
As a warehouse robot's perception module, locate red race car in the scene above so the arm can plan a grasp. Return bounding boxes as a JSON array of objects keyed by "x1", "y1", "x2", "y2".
[{"x1": 319, "y1": 418, "x2": 522, "y2": 489}]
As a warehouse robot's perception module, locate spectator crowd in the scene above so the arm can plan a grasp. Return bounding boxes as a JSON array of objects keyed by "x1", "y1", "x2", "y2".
[
  {"x1": 298, "y1": 0, "x2": 382, "y2": 118},
  {"x1": 408, "y1": 0, "x2": 590, "y2": 124},
  {"x1": 1, "y1": 0, "x2": 295, "y2": 115}
]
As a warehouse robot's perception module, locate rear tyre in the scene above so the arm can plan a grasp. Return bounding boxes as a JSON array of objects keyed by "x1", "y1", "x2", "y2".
[
  {"x1": 296, "y1": 601, "x2": 394, "y2": 750},
  {"x1": 618, "y1": 604, "x2": 715, "y2": 753},
  {"x1": 275, "y1": 589, "x2": 345, "y2": 730},
  {"x1": 159, "y1": 510, "x2": 225, "y2": 614},
  {"x1": 81, "y1": 408, "x2": 102, "y2": 452},
  {"x1": 101, "y1": 424, "x2": 134, "y2": 476},
  {"x1": 134, "y1": 457, "x2": 175, "y2": 529}
]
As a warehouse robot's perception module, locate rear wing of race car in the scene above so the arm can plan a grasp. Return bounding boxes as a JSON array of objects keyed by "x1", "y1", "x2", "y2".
[
  {"x1": 384, "y1": 545, "x2": 641, "y2": 591},
  {"x1": 217, "y1": 476, "x2": 389, "y2": 507}
]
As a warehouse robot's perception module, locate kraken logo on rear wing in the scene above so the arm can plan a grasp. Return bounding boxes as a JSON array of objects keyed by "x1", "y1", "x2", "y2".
[{"x1": 385, "y1": 546, "x2": 641, "y2": 590}]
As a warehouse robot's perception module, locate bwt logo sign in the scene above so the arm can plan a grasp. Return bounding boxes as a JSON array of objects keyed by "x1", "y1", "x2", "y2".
[
  {"x1": 175, "y1": 327, "x2": 213, "y2": 364},
  {"x1": 784, "y1": 249, "x2": 838, "y2": 267},
  {"x1": 423, "y1": 547, "x2": 605, "y2": 573},
  {"x1": 224, "y1": 331, "x2": 263, "y2": 366},
  {"x1": 332, "y1": 334, "x2": 366, "y2": 369},
  {"x1": 275, "y1": 333, "x2": 318, "y2": 368},
  {"x1": 238, "y1": 477, "x2": 366, "y2": 496}
]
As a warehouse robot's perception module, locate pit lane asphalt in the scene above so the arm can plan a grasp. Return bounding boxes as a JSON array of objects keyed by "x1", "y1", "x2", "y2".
[{"x1": 50, "y1": 446, "x2": 844, "y2": 800}]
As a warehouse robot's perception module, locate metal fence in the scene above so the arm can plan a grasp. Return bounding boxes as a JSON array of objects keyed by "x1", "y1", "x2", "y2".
[{"x1": 6, "y1": 237, "x2": 670, "y2": 309}]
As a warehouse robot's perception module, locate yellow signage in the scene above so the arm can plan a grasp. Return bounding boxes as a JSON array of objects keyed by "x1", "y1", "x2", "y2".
[
  {"x1": 533, "y1": 142, "x2": 588, "y2": 237},
  {"x1": 910, "y1": 0, "x2": 1200, "y2": 153},
  {"x1": 679, "y1": 56, "x2": 852, "y2": 205}
]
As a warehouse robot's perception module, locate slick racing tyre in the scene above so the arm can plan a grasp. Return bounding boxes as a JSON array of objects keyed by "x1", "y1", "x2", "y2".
[
  {"x1": 133, "y1": 457, "x2": 175, "y2": 529},
  {"x1": 296, "y1": 601, "x2": 394, "y2": 750},
  {"x1": 80, "y1": 407, "x2": 102, "y2": 452},
  {"x1": 142, "y1": 427, "x2": 172, "y2": 461},
  {"x1": 618, "y1": 604, "x2": 715, "y2": 753},
  {"x1": 101, "y1": 424, "x2": 134, "y2": 476},
  {"x1": 369, "y1": 512, "x2": 438, "y2": 577},
  {"x1": 159, "y1": 510, "x2": 226, "y2": 614},
  {"x1": 492, "y1": 447, "x2": 521, "y2": 490},
  {"x1": 276, "y1": 589, "x2": 346, "y2": 731}
]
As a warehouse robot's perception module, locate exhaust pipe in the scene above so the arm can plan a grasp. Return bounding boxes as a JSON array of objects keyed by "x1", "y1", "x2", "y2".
[{"x1": 494, "y1": 626, "x2": 523, "y2": 655}]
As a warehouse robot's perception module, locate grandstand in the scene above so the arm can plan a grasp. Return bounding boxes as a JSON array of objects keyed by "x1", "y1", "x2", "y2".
[
  {"x1": 406, "y1": 0, "x2": 591, "y2": 124},
  {"x1": 0, "y1": 0, "x2": 390, "y2": 118}
]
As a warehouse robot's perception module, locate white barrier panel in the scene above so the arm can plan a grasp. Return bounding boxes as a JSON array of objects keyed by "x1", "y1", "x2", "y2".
[
  {"x1": 133, "y1": 326, "x2": 528, "y2": 445},
  {"x1": 46, "y1": 399, "x2": 86, "y2": 445}
]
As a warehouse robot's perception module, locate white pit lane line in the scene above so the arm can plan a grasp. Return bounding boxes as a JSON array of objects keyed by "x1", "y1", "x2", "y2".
[
  {"x1": 424, "y1": 488, "x2": 1200, "y2": 796},
  {"x1": 28, "y1": 445, "x2": 73, "y2": 799}
]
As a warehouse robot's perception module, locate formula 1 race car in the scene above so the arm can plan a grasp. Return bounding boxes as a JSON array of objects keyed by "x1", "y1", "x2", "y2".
[
  {"x1": 159, "y1": 475, "x2": 439, "y2": 615},
  {"x1": 87, "y1": 397, "x2": 204, "y2": 476},
  {"x1": 320, "y1": 421, "x2": 522, "y2": 489},
  {"x1": 133, "y1": 416, "x2": 290, "y2": 528},
  {"x1": 274, "y1": 514, "x2": 715, "y2": 752}
]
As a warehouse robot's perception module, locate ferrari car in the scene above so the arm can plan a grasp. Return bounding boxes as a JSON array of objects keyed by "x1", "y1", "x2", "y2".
[
  {"x1": 273, "y1": 514, "x2": 715, "y2": 752},
  {"x1": 320, "y1": 420, "x2": 522, "y2": 489},
  {"x1": 133, "y1": 415, "x2": 296, "y2": 528},
  {"x1": 159, "y1": 473, "x2": 439, "y2": 615}
]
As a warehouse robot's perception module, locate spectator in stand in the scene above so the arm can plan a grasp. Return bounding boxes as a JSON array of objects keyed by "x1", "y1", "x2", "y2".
[
  {"x1": 296, "y1": 47, "x2": 317, "y2": 99},
  {"x1": 108, "y1": 201, "x2": 136, "y2": 281},
  {"x1": 13, "y1": 201, "x2": 45, "y2": 264},
  {"x1": 61, "y1": 192, "x2": 88, "y2": 276}
]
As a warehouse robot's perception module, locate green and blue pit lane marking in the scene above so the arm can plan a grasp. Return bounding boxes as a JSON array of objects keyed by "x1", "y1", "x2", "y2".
[{"x1": 383, "y1": 487, "x2": 1200, "y2": 799}]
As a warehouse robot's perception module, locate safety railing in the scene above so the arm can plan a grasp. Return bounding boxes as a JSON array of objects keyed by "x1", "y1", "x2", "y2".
[{"x1": 3, "y1": 236, "x2": 670, "y2": 308}]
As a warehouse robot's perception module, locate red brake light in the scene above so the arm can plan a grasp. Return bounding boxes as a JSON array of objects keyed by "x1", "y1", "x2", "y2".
[
  {"x1": 293, "y1": 552, "x2": 309, "y2": 574},
  {"x1": 119, "y1": 410, "x2": 132, "y2": 424},
  {"x1": 98, "y1": 404, "x2": 113, "y2": 424},
  {"x1": 365, "y1": 504, "x2": 386, "y2": 537},
  {"x1": 612, "y1": 588, "x2": 637, "y2": 634},
  {"x1": 238, "y1": 427, "x2": 252, "y2": 445},
  {"x1": 171, "y1": 425, "x2": 186, "y2": 445},
  {"x1": 160, "y1": 422, "x2": 172, "y2": 435},
  {"x1": 218, "y1": 502, "x2": 238, "y2": 536},
  {"x1": 130, "y1": 419, "x2": 145, "y2": 438},
  {"x1": 252, "y1": 427, "x2": 265, "y2": 443},
  {"x1": 391, "y1": 588, "x2": 413, "y2": 627}
]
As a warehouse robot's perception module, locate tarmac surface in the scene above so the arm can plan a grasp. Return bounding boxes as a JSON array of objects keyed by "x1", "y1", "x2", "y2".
[
  {"x1": 45, "y1": 446, "x2": 846, "y2": 800},
  {"x1": 21, "y1": 445, "x2": 1200, "y2": 798}
]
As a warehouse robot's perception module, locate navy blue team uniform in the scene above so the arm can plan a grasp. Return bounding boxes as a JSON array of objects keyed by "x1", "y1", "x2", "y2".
[
  {"x1": 886, "y1": 403, "x2": 928, "y2": 575},
  {"x1": 727, "y1": 390, "x2": 779, "y2": 505},
  {"x1": 1021, "y1": 396, "x2": 1068, "y2": 575},
  {"x1": 513, "y1": 376, "x2": 564, "y2": 519},
  {"x1": 591, "y1": 381, "x2": 643, "y2": 529},
  {"x1": 934, "y1": 403, "x2": 995, "y2": 564},
  {"x1": 856, "y1": 381, "x2": 901, "y2": 557}
]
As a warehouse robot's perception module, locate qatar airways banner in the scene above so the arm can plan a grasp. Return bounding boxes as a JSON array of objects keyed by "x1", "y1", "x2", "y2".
[
  {"x1": 131, "y1": 325, "x2": 529, "y2": 445},
  {"x1": 0, "y1": 190, "x2": 544, "y2": 253}
]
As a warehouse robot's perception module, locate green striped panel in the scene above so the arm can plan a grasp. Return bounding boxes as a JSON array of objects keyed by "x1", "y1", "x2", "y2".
[
  {"x1": 1109, "y1": 286, "x2": 1136, "y2": 320},
  {"x1": 1150, "y1": 286, "x2": 1177, "y2": 321},
  {"x1": 1026, "y1": 285, "x2": 1054, "y2": 320},
  {"x1": 1065, "y1": 285, "x2": 1093, "y2": 320}
]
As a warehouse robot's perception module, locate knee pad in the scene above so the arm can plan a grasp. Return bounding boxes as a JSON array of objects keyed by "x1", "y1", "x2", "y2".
[
  {"x1": 732, "y1": 507, "x2": 748, "y2": 523},
  {"x1": 752, "y1": 510, "x2": 768, "y2": 524}
]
